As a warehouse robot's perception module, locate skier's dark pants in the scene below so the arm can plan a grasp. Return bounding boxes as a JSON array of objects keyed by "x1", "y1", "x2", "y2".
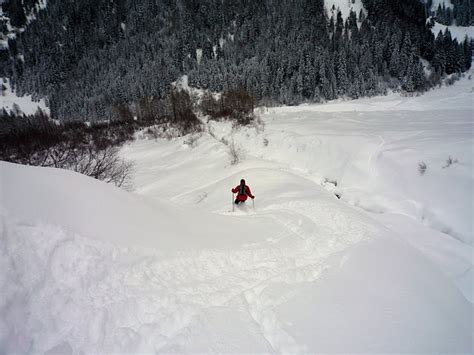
[{"x1": 235, "y1": 199, "x2": 245, "y2": 204}]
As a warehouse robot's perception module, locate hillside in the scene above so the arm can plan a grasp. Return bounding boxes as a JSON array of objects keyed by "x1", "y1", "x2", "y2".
[
  {"x1": 0, "y1": 0, "x2": 472, "y2": 353},
  {"x1": 1, "y1": 62, "x2": 472, "y2": 354}
]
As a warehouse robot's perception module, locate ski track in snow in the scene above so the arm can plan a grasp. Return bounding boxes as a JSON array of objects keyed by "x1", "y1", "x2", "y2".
[
  {"x1": 2, "y1": 206, "x2": 377, "y2": 353},
  {"x1": 2, "y1": 167, "x2": 382, "y2": 353}
]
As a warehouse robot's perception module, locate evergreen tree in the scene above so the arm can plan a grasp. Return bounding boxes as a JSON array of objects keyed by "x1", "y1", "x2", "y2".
[{"x1": 336, "y1": 48, "x2": 349, "y2": 96}]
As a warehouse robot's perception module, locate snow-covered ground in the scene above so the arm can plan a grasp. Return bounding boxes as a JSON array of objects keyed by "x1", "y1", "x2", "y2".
[
  {"x1": 1, "y1": 73, "x2": 473, "y2": 352},
  {"x1": 431, "y1": 21, "x2": 473, "y2": 41},
  {"x1": 325, "y1": 0, "x2": 365, "y2": 20},
  {"x1": 0, "y1": 78, "x2": 49, "y2": 115}
]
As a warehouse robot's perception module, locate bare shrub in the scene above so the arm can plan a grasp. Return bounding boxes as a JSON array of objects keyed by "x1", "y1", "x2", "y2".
[
  {"x1": 445, "y1": 73, "x2": 461, "y2": 86},
  {"x1": 143, "y1": 126, "x2": 161, "y2": 140},
  {"x1": 251, "y1": 114, "x2": 265, "y2": 133},
  {"x1": 221, "y1": 87, "x2": 255, "y2": 124},
  {"x1": 26, "y1": 143, "x2": 133, "y2": 187},
  {"x1": 196, "y1": 192, "x2": 208, "y2": 203},
  {"x1": 170, "y1": 89, "x2": 202, "y2": 134},
  {"x1": 228, "y1": 140, "x2": 242, "y2": 165},
  {"x1": 1, "y1": 90, "x2": 202, "y2": 188},
  {"x1": 136, "y1": 96, "x2": 161, "y2": 121},
  {"x1": 263, "y1": 138, "x2": 269, "y2": 147},
  {"x1": 200, "y1": 87, "x2": 256, "y2": 126},
  {"x1": 73, "y1": 146, "x2": 133, "y2": 187},
  {"x1": 113, "y1": 103, "x2": 134, "y2": 121},
  {"x1": 200, "y1": 90, "x2": 220, "y2": 116},
  {"x1": 442, "y1": 156, "x2": 458, "y2": 168},
  {"x1": 1, "y1": 110, "x2": 134, "y2": 187},
  {"x1": 183, "y1": 133, "x2": 201, "y2": 148},
  {"x1": 418, "y1": 161, "x2": 427, "y2": 175}
]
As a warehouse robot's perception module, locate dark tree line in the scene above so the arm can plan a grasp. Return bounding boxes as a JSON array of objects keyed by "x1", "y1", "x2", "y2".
[
  {"x1": 0, "y1": 108, "x2": 136, "y2": 186},
  {"x1": 0, "y1": 0, "x2": 471, "y2": 123}
]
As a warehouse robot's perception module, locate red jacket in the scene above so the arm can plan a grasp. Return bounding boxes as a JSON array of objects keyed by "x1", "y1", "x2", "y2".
[{"x1": 232, "y1": 185, "x2": 254, "y2": 201}]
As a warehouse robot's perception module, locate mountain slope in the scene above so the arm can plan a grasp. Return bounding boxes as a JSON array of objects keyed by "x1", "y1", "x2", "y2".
[
  {"x1": 1, "y1": 159, "x2": 471, "y2": 353},
  {"x1": 1, "y1": 69, "x2": 472, "y2": 354}
]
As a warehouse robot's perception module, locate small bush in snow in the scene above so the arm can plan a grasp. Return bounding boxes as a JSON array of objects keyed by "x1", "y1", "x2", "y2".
[
  {"x1": 143, "y1": 126, "x2": 161, "y2": 140},
  {"x1": 445, "y1": 73, "x2": 461, "y2": 86},
  {"x1": 183, "y1": 133, "x2": 201, "y2": 148},
  {"x1": 196, "y1": 192, "x2": 208, "y2": 203},
  {"x1": 170, "y1": 89, "x2": 202, "y2": 133},
  {"x1": 323, "y1": 178, "x2": 338, "y2": 187},
  {"x1": 263, "y1": 138, "x2": 269, "y2": 147},
  {"x1": 442, "y1": 156, "x2": 458, "y2": 168},
  {"x1": 73, "y1": 146, "x2": 133, "y2": 188},
  {"x1": 251, "y1": 115, "x2": 265, "y2": 133},
  {"x1": 228, "y1": 140, "x2": 242, "y2": 165},
  {"x1": 418, "y1": 161, "x2": 427, "y2": 175}
]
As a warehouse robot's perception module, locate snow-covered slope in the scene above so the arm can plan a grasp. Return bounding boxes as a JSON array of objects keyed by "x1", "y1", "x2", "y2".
[
  {"x1": 325, "y1": 0, "x2": 365, "y2": 20},
  {"x1": 0, "y1": 78, "x2": 49, "y2": 115},
  {"x1": 1, "y1": 160, "x2": 471, "y2": 353},
  {"x1": 0, "y1": 162, "x2": 282, "y2": 251},
  {"x1": 252, "y1": 83, "x2": 474, "y2": 247},
  {"x1": 431, "y1": 21, "x2": 474, "y2": 40},
  {"x1": 2, "y1": 71, "x2": 473, "y2": 353}
]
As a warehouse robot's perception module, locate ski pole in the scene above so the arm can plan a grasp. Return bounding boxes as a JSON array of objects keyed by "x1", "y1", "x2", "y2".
[
  {"x1": 232, "y1": 192, "x2": 235, "y2": 212},
  {"x1": 252, "y1": 198, "x2": 255, "y2": 209}
]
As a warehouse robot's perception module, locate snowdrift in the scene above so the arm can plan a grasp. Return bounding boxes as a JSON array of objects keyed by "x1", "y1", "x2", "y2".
[
  {"x1": 1, "y1": 159, "x2": 472, "y2": 353},
  {"x1": 0, "y1": 161, "x2": 280, "y2": 251}
]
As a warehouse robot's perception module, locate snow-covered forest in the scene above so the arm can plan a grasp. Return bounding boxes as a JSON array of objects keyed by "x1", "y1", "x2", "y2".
[
  {"x1": 0, "y1": 0, "x2": 473, "y2": 353},
  {"x1": 0, "y1": 0, "x2": 471, "y2": 122}
]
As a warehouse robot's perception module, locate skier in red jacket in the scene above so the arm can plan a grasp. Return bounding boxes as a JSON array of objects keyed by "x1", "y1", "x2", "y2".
[{"x1": 232, "y1": 179, "x2": 255, "y2": 204}]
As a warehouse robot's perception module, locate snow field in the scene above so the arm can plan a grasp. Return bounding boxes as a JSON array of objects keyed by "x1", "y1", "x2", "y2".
[
  {"x1": 324, "y1": 0, "x2": 365, "y2": 20},
  {"x1": 431, "y1": 21, "x2": 474, "y2": 41},
  {"x1": 2, "y1": 160, "x2": 471, "y2": 353},
  {"x1": 1, "y1": 71, "x2": 473, "y2": 353},
  {"x1": 0, "y1": 78, "x2": 49, "y2": 115}
]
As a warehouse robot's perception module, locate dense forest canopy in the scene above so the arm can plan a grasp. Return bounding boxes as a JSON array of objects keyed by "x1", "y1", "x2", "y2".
[{"x1": 0, "y1": 0, "x2": 471, "y2": 122}]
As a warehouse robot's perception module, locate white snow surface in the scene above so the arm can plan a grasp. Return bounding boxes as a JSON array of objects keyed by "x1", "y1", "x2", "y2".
[
  {"x1": 325, "y1": 0, "x2": 365, "y2": 20},
  {"x1": 0, "y1": 78, "x2": 49, "y2": 115},
  {"x1": 1, "y1": 74, "x2": 473, "y2": 353},
  {"x1": 431, "y1": 21, "x2": 474, "y2": 41},
  {"x1": 430, "y1": 0, "x2": 454, "y2": 11}
]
